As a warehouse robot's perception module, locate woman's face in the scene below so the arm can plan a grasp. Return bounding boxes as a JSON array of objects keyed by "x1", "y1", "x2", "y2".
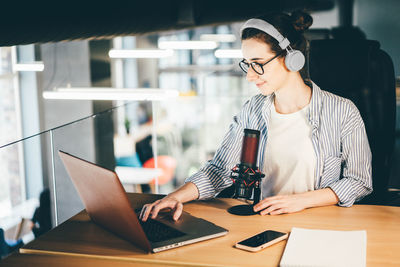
[{"x1": 241, "y1": 38, "x2": 288, "y2": 95}]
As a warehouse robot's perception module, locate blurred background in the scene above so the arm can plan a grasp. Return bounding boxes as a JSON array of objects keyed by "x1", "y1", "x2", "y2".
[{"x1": 0, "y1": 0, "x2": 399, "y2": 258}]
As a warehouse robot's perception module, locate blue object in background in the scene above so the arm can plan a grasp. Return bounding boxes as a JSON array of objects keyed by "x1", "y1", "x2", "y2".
[
  {"x1": 0, "y1": 228, "x2": 24, "y2": 259},
  {"x1": 115, "y1": 153, "x2": 142, "y2": 167},
  {"x1": 0, "y1": 229, "x2": 7, "y2": 258}
]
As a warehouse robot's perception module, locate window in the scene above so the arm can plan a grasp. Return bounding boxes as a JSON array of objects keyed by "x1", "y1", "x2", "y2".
[{"x1": 0, "y1": 47, "x2": 25, "y2": 217}]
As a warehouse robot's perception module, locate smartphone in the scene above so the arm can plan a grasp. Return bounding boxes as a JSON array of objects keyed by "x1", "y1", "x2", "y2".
[{"x1": 235, "y1": 230, "x2": 288, "y2": 252}]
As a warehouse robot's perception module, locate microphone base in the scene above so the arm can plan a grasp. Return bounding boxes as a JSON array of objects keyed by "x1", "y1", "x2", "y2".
[{"x1": 228, "y1": 204, "x2": 258, "y2": 216}]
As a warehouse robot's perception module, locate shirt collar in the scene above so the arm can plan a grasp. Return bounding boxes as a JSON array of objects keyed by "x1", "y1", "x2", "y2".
[{"x1": 308, "y1": 80, "x2": 322, "y2": 129}]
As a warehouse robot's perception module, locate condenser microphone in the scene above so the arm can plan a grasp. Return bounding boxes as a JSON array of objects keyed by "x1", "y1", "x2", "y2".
[
  {"x1": 240, "y1": 129, "x2": 260, "y2": 169},
  {"x1": 228, "y1": 129, "x2": 265, "y2": 216}
]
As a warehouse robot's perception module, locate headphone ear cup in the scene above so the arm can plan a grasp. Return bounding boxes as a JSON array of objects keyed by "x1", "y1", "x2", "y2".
[{"x1": 285, "y1": 50, "x2": 305, "y2": 72}]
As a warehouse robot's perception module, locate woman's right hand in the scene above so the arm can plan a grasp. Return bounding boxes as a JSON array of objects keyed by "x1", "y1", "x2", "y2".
[{"x1": 139, "y1": 196, "x2": 183, "y2": 222}]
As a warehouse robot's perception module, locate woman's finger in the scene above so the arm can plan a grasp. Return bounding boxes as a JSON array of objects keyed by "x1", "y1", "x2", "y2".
[
  {"x1": 150, "y1": 199, "x2": 176, "y2": 219},
  {"x1": 139, "y1": 204, "x2": 148, "y2": 219},
  {"x1": 172, "y1": 202, "x2": 183, "y2": 221},
  {"x1": 269, "y1": 208, "x2": 286, "y2": 215},
  {"x1": 254, "y1": 199, "x2": 280, "y2": 212},
  {"x1": 260, "y1": 204, "x2": 282, "y2": 215},
  {"x1": 140, "y1": 200, "x2": 160, "y2": 221}
]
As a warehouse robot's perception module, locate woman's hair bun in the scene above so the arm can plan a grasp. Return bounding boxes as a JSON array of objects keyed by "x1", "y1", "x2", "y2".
[{"x1": 290, "y1": 10, "x2": 313, "y2": 33}]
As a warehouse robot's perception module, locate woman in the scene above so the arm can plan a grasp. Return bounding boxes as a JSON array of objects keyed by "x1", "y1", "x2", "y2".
[{"x1": 140, "y1": 10, "x2": 372, "y2": 221}]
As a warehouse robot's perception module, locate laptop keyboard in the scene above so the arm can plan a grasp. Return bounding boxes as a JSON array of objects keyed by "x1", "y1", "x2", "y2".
[{"x1": 136, "y1": 213, "x2": 185, "y2": 243}]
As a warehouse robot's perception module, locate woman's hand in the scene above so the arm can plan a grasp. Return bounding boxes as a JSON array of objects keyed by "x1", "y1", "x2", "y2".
[
  {"x1": 253, "y1": 194, "x2": 307, "y2": 215},
  {"x1": 253, "y1": 188, "x2": 339, "y2": 215},
  {"x1": 139, "y1": 196, "x2": 183, "y2": 222},
  {"x1": 139, "y1": 182, "x2": 199, "y2": 222}
]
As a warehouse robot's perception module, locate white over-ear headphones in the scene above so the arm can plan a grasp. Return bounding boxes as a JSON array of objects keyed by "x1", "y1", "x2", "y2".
[{"x1": 240, "y1": 18, "x2": 305, "y2": 72}]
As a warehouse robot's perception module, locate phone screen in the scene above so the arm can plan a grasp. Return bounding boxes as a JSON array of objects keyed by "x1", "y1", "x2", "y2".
[{"x1": 238, "y1": 230, "x2": 286, "y2": 248}]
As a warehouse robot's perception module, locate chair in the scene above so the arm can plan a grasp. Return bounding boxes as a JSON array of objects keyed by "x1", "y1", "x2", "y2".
[
  {"x1": 31, "y1": 188, "x2": 52, "y2": 238},
  {"x1": 143, "y1": 156, "x2": 177, "y2": 186},
  {"x1": 309, "y1": 38, "x2": 396, "y2": 205}
]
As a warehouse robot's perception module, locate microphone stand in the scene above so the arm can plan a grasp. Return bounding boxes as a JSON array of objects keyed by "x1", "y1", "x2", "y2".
[{"x1": 228, "y1": 163, "x2": 264, "y2": 216}]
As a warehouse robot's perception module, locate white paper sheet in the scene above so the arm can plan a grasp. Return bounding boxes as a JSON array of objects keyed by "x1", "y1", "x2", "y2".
[{"x1": 280, "y1": 227, "x2": 367, "y2": 267}]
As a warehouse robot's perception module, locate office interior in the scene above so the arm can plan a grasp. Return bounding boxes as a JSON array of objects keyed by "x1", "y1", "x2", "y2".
[{"x1": 0, "y1": 0, "x2": 400, "y2": 265}]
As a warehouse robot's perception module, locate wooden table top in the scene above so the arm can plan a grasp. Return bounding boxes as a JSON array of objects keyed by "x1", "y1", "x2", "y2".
[
  {"x1": 0, "y1": 252, "x2": 162, "y2": 267},
  {"x1": 15, "y1": 193, "x2": 400, "y2": 267}
]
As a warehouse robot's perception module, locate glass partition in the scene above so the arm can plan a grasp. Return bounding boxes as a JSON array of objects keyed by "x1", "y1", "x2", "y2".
[
  {"x1": 51, "y1": 114, "x2": 98, "y2": 225},
  {"x1": 154, "y1": 73, "x2": 259, "y2": 189},
  {"x1": 0, "y1": 72, "x2": 260, "y2": 234},
  {"x1": 51, "y1": 101, "x2": 161, "y2": 225},
  {"x1": 0, "y1": 132, "x2": 51, "y2": 244}
]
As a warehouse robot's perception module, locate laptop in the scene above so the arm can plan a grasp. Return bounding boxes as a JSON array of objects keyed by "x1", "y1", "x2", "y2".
[{"x1": 58, "y1": 150, "x2": 228, "y2": 253}]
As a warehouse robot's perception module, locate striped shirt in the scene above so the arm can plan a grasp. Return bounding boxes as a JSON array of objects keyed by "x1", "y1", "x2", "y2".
[{"x1": 186, "y1": 81, "x2": 372, "y2": 207}]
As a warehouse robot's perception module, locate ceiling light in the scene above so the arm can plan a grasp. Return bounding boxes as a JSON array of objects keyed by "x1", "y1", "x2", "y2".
[
  {"x1": 13, "y1": 62, "x2": 44, "y2": 72},
  {"x1": 200, "y1": 34, "x2": 236, "y2": 43},
  {"x1": 43, "y1": 88, "x2": 179, "y2": 101},
  {"x1": 158, "y1": 40, "x2": 218, "y2": 50},
  {"x1": 214, "y1": 49, "x2": 243, "y2": 58},
  {"x1": 108, "y1": 49, "x2": 174, "y2": 58}
]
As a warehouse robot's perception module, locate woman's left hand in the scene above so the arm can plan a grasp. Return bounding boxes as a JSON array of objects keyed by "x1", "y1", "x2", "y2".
[{"x1": 253, "y1": 194, "x2": 307, "y2": 215}]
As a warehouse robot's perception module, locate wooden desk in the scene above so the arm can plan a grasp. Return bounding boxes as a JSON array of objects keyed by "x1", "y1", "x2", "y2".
[
  {"x1": 0, "y1": 253, "x2": 158, "y2": 267},
  {"x1": 17, "y1": 193, "x2": 400, "y2": 266}
]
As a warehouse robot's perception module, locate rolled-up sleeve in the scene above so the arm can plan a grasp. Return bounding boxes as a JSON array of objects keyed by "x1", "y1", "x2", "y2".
[
  {"x1": 185, "y1": 99, "x2": 252, "y2": 199},
  {"x1": 328, "y1": 101, "x2": 372, "y2": 207}
]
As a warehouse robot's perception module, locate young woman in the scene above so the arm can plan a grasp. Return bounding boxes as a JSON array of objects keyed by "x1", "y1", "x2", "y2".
[{"x1": 140, "y1": 10, "x2": 372, "y2": 222}]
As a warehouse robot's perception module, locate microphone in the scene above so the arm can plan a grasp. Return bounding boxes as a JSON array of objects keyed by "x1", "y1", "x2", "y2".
[
  {"x1": 240, "y1": 129, "x2": 259, "y2": 168},
  {"x1": 228, "y1": 129, "x2": 265, "y2": 216}
]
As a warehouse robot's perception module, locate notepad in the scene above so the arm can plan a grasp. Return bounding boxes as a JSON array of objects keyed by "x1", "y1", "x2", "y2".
[{"x1": 280, "y1": 227, "x2": 366, "y2": 267}]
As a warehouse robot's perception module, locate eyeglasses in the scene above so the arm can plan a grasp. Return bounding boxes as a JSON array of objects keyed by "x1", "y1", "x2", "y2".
[{"x1": 239, "y1": 51, "x2": 284, "y2": 75}]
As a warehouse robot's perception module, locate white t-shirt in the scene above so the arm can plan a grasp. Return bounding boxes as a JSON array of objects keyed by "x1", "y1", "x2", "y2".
[{"x1": 262, "y1": 103, "x2": 316, "y2": 198}]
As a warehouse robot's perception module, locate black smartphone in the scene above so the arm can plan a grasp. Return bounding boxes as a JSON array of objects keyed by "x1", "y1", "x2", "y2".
[{"x1": 235, "y1": 230, "x2": 288, "y2": 252}]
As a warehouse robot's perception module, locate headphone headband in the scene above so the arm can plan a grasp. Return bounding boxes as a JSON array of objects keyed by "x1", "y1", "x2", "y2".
[
  {"x1": 240, "y1": 18, "x2": 305, "y2": 72},
  {"x1": 240, "y1": 18, "x2": 290, "y2": 50}
]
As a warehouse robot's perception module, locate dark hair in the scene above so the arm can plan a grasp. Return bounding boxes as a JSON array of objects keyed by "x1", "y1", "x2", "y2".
[{"x1": 241, "y1": 10, "x2": 313, "y2": 58}]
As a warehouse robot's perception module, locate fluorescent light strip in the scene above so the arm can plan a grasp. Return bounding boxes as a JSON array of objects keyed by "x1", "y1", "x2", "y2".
[
  {"x1": 214, "y1": 49, "x2": 243, "y2": 58},
  {"x1": 108, "y1": 49, "x2": 174, "y2": 58},
  {"x1": 13, "y1": 62, "x2": 44, "y2": 72},
  {"x1": 200, "y1": 34, "x2": 236, "y2": 42},
  {"x1": 43, "y1": 88, "x2": 179, "y2": 101},
  {"x1": 158, "y1": 40, "x2": 218, "y2": 50}
]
